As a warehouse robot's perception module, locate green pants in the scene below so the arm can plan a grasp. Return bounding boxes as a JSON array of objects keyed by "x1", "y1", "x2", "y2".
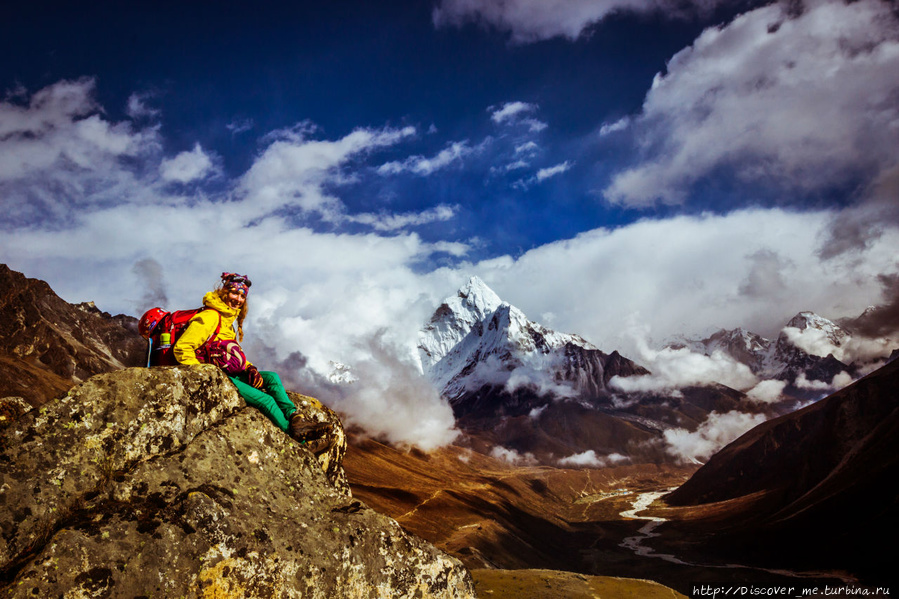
[{"x1": 229, "y1": 370, "x2": 296, "y2": 432}]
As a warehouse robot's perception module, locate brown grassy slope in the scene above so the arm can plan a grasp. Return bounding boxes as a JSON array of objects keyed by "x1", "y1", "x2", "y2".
[
  {"x1": 470, "y1": 568, "x2": 687, "y2": 599},
  {"x1": 342, "y1": 433, "x2": 696, "y2": 571},
  {"x1": 0, "y1": 353, "x2": 73, "y2": 405}
]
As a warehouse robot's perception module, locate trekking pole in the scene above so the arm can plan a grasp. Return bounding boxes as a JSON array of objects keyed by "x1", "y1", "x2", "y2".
[{"x1": 146, "y1": 338, "x2": 153, "y2": 368}]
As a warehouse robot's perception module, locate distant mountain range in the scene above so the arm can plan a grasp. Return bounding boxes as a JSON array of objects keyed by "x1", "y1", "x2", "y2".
[
  {"x1": 421, "y1": 277, "x2": 877, "y2": 403},
  {"x1": 417, "y1": 276, "x2": 895, "y2": 464},
  {"x1": 2, "y1": 264, "x2": 893, "y2": 469},
  {"x1": 667, "y1": 311, "x2": 858, "y2": 399}
]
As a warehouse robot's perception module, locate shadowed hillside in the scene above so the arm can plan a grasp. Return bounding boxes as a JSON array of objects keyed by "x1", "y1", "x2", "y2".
[{"x1": 660, "y1": 358, "x2": 899, "y2": 584}]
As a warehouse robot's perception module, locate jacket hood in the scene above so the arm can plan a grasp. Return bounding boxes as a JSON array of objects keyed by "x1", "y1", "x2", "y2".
[{"x1": 203, "y1": 290, "x2": 241, "y2": 319}]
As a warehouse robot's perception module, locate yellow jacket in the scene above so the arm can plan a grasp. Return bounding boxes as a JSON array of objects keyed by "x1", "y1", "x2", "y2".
[{"x1": 173, "y1": 291, "x2": 240, "y2": 365}]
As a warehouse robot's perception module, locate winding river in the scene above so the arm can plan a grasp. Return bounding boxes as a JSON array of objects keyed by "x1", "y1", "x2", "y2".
[{"x1": 618, "y1": 490, "x2": 858, "y2": 584}]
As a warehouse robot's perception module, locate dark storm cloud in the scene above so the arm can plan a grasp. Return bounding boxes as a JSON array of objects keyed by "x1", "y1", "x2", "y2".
[
  {"x1": 845, "y1": 274, "x2": 899, "y2": 338},
  {"x1": 131, "y1": 258, "x2": 168, "y2": 311}
]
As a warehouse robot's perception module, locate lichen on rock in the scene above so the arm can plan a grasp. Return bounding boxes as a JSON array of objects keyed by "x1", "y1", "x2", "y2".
[{"x1": 0, "y1": 365, "x2": 475, "y2": 598}]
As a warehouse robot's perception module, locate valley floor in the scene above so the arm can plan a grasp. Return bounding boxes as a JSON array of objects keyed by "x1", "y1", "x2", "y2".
[{"x1": 343, "y1": 436, "x2": 871, "y2": 598}]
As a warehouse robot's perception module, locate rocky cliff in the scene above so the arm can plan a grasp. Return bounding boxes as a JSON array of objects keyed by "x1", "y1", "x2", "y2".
[
  {"x1": 0, "y1": 264, "x2": 146, "y2": 408},
  {"x1": 0, "y1": 365, "x2": 475, "y2": 598}
]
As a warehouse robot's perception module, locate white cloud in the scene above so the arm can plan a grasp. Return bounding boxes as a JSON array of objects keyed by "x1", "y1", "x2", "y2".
[
  {"x1": 505, "y1": 363, "x2": 578, "y2": 398},
  {"x1": 0, "y1": 77, "x2": 96, "y2": 139},
  {"x1": 609, "y1": 328, "x2": 760, "y2": 393},
  {"x1": 493, "y1": 159, "x2": 531, "y2": 174},
  {"x1": 377, "y1": 140, "x2": 475, "y2": 176},
  {"x1": 469, "y1": 209, "x2": 899, "y2": 355},
  {"x1": 226, "y1": 118, "x2": 254, "y2": 135},
  {"x1": 0, "y1": 78, "x2": 153, "y2": 182},
  {"x1": 745, "y1": 379, "x2": 788, "y2": 404},
  {"x1": 793, "y1": 370, "x2": 853, "y2": 393},
  {"x1": 492, "y1": 141, "x2": 540, "y2": 175},
  {"x1": 489, "y1": 445, "x2": 538, "y2": 465},
  {"x1": 324, "y1": 334, "x2": 460, "y2": 451},
  {"x1": 739, "y1": 249, "x2": 792, "y2": 300},
  {"x1": 781, "y1": 322, "x2": 896, "y2": 366},
  {"x1": 513, "y1": 160, "x2": 573, "y2": 189},
  {"x1": 159, "y1": 143, "x2": 215, "y2": 183},
  {"x1": 515, "y1": 141, "x2": 538, "y2": 155},
  {"x1": 433, "y1": 0, "x2": 727, "y2": 43},
  {"x1": 239, "y1": 124, "x2": 417, "y2": 222},
  {"x1": 348, "y1": 204, "x2": 461, "y2": 232},
  {"x1": 536, "y1": 160, "x2": 572, "y2": 181},
  {"x1": 489, "y1": 101, "x2": 547, "y2": 131},
  {"x1": 599, "y1": 116, "x2": 630, "y2": 136},
  {"x1": 0, "y1": 78, "x2": 159, "y2": 225},
  {"x1": 558, "y1": 450, "x2": 628, "y2": 468},
  {"x1": 663, "y1": 410, "x2": 768, "y2": 464},
  {"x1": 528, "y1": 405, "x2": 547, "y2": 419},
  {"x1": 604, "y1": 0, "x2": 899, "y2": 206},
  {"x1": 490, "y1": 101, "x2": 536, "y2": 123},
  {"x1": 781, "y1": 326, "x2": 844, "y2": 359},
  {"x1": 126, "y1": 92, "x2": 160, "y2": 120}
]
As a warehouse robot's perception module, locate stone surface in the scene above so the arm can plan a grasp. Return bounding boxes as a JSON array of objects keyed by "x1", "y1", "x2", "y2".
[{"x1": 0, "y1": 365, "x2": 475, "y2": 598}]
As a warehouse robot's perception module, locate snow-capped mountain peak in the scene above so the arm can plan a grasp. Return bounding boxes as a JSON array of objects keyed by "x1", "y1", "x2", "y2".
[
  {"x1": 417, "y1": 276, "x2": 503, "y2": 372},
  {"x1": 419, "y1": 277, "x2": 617, "y2": 401},
  {"x1": 782, "y1": 311, "x2": 850, "y2": 349},
  {"x1": 668, "y1": 311, "x2": 856, "y2": 398},
  {"x1": 458, "y1": 276, "x2": 503, "y2": 316},
  {"x1": 706, "y1": 327, "x2": 770, "y2": 355}
]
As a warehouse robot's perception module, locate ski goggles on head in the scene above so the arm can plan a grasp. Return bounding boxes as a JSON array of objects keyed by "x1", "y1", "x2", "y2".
[{"x1": 221, "y1": 272, "x2": 252, "y2": 295}]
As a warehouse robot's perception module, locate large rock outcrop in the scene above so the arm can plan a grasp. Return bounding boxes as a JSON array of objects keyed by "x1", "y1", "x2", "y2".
[{"x1": 0, "y1": 365, "x2": 475, "y2": 598}]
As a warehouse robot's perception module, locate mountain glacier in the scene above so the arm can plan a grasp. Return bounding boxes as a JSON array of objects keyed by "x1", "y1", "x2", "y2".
[{"x1": 418, "y1": 276, "x2": 644, "y2": 406}]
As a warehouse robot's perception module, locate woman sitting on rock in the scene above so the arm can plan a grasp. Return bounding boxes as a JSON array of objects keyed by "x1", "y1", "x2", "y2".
[{"x1": 174, "y1": 272, "x2": 329, "y2": 452}]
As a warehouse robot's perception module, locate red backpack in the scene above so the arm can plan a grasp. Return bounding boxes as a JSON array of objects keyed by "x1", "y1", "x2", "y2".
[{"x1": 139, "y1": 307, "x2": 222, "y2": 366}]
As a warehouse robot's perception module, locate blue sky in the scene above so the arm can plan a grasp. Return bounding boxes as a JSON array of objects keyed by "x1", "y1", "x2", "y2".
[
  {"x1": 3, "y1": 0, "x2": 899, "y2": 447},
  {"x1": 1, "y1": 0, "x2": 740, "y2": 253}
]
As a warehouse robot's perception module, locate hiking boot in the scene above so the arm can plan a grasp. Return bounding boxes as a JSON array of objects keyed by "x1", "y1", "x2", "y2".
[
  {"x1": 300, "y1": 435, "x2": 335, "y2": 456},
  {"x1": 288, "y1": 414, "x2": 330, "y2": 444}
]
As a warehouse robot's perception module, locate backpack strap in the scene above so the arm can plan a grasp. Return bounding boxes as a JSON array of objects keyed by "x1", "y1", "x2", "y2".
[{"x1": 198, "y1": 309, "x2": 223, "y2": 349}]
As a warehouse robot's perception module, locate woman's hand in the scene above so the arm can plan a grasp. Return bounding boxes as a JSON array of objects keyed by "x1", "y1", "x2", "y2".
[{"x1": 246, "y1": 365, "x2": 264, "y2": 389}]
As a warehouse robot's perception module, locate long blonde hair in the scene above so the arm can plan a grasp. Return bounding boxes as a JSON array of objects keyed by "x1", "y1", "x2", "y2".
[{"x1": 216, "y1": 287, "x2": 248, "y2": 342}]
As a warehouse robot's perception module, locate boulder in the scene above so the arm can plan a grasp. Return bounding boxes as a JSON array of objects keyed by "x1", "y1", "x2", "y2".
[{"x1": 0, "y1": 365, "x2": 475, "y2": 598}]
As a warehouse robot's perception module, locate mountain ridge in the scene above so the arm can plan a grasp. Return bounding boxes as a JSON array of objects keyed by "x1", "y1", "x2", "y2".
[
  {"x1": 667, "y1": 310, "x2": 871, "y2": 398},
  {"x1": 660, "y1": 358, "x2": 898, "y2": 583},
  {"x1": 418, "y1": 278, "x2": 772, "y2": 465},
  {"x1": 419, "y1": 276, "x2": 643, "y2": 405},
  {"x1": 0, "y1": 264, "x2": 145, "y2": 407}
]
